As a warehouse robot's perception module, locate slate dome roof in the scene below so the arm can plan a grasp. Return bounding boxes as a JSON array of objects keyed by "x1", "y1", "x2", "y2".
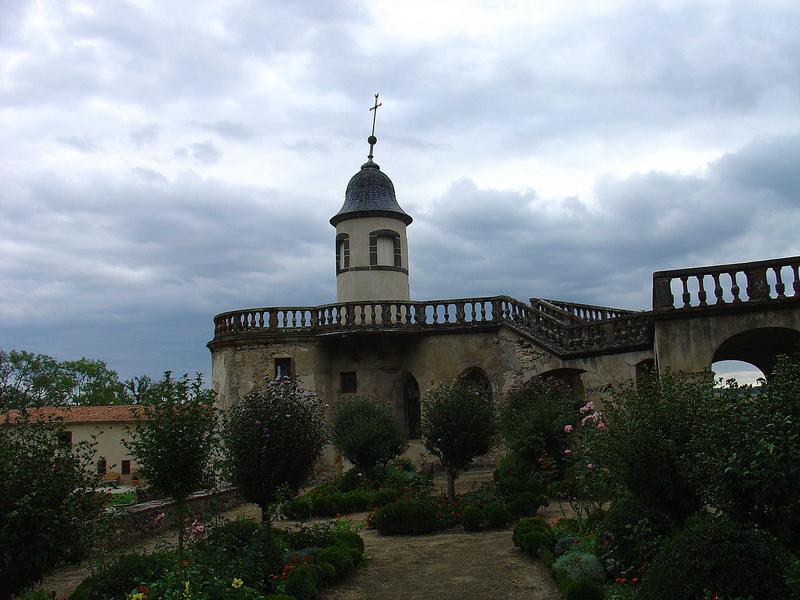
[{"x1": 330, "y1": 160, "x2": 412, "y2": 226}]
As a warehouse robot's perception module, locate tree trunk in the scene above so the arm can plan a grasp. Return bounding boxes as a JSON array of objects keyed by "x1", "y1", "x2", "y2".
[
  {"x1": 447, "y1": 468, "x2": 457, "y2": 501},
  {"x1": 260, "y1": 502, "x2": 271, "y2": 525}
]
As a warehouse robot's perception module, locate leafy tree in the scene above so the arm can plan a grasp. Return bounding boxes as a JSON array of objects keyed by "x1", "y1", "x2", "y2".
[
  {"x1": 125, "y1": 372, "x2": 218, "y2": 560},
  {"x1": 584, "y1": 370, "x2": 710, "y2": 523},
  {"x1": 499, "y1": 376, "x2": 577, "y2": 472},
  {"x1": 0, "y1": 349, "x2": 127, "y2": 408},
  {"x1": 0, "y1": 410, "x2": 104, "y2": 600},
  {"x1": 223, "y1": 377, "x2": 327, "y2": 523},
  {"x1": 692, "y1": 354, "x2": 800, "y2": 551},
  {"x1": 422, "y1": 378, "x2": 495, "y2": 500},
  {"x1": 333, "y1": 396, "x2": 407, "y2": 475}
]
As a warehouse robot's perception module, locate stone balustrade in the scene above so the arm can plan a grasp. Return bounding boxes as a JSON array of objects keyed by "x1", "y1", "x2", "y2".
[
  {"x1": 653, "y1": 255, "x2": 800, "y2": 313},
  {"x1": 534, "y1": 298, "x2": 636, "y2": 322},
  {"x1": 213, "y1": 295, "x2": 651, "y2": 356}
]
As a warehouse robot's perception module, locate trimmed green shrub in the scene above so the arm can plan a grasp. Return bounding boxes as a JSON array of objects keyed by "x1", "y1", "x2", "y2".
[
  {"x1": 316, "y1": 545, "x2": 355, "y2": 578},
  {"x1": 310, "y1": 495, "x2": 339, "y2": 517},
  {"x1": 333, "y1": 396, "x2": 407, "y2": 473},
  {"x1": 312, "y1": 560, "x2": 337, "y2": 586},
  {"x1": 485, "y1": 503, "x2": 512, "y2": 528},
  {"x1": 69, "y1": 552, "x2": 173, "y2": 600},
  {"x1": 373, "y1": 499, "x2": 439, "y2": 535},
  {"x1": 285, "y1": 564, "x2": 318, "y2": 600},
  {"x1": 18, "y1": 590, "x2": 55, "y2": 600},
  {"x1": 565, "y1": 577, "x2": 604, "y2": 600},
  {"x1": 284, "y1": 497, "x2": 312, "y2": 520},
  {"x1": 506, "y1": 491, "x2": 545, "y2": 517},
  {"x1": 554, "y1": 536, "x2": 579, "y2": 557},
  {"x1": 512, "y1": 517, "x2": 554, "y2": 557},
  {"x1": 461, "y1": 505, "x2": 484, "y2": 531},
  {"x1": 373, "y1": 488, "x2": 401, "y2": 507},
  {"x1": 335, "y1": 531, "x2": 365, "y2": 556},
  {"x1": 638, "y1": 513, "x2": 792, "y2": 600},
  {"x1": 552, "y1": 552, "x2": 606, "y2": 586}
]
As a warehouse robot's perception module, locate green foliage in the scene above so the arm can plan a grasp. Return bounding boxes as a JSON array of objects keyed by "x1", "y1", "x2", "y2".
[
  {"x1": 0, "y1": 349, "x2": 129, "y2": 409},
  {"x1": 315, "y1": 546, "x2": 355, "y2": 578},
  {"x1": 461, "y1": 504, "x2": 484, "y2": 531},
  {"x1": 333, "y1": 396, "x2": 407, "y2": 473},
  {"x1": 564, "y1": 578, "x2": 604, "y2": 600},
  {"x1": 512, "y1": 517, "x2": 554, "y2": 557},
  {"x1": 0, "y1": 410, "x2": 104, "y2": 599},
  {"x1": 125, "y1": 372, "x2": 218, "y2": 560},
  {"x1": 505, "y1": 492, "x2": 546, "y2": 517},
  {"x1": 692, "y1": 354, "x2": 800, "y2": 551},
  {"x1": 372, "y1": 498, "x2": 439, "y2": 535},
  {"x1": 588, "y1": 371, "x2": 709, "y2": 522},
  {"x1": 422, "y1": 378, "x2": 495, "y2": 499},
  {"x1": 17, "y1": 590, "x2": 55, "y2": 600},
  {"x1": 551, "y1": 552, "x2": 606, "y2": 586},
  {"x1": 499, "y1": 376, "x2": 577, "y2": 472},
  {"x1": 284, "y1": 497, "x2": 312, "y2": 520},
  {"x1": 485, "y1": 502, "x2": 512, "y2": 528},
  {"x1": 69, "y1": 552, "x2": 174, "y2": 600},
  {"x1": 126, "y1": 372, "x2": 217, "y2": 502},
  {"x1": 223, "y1": 377, "x2": 327, "y2": 521},
  {"x1": 638, "y1": 513, "x2": 792, "y2": 600},
  {"x1": 285, "y1": 564, "x2": 318, "y2": 600},
  {"x1": 191, "y1": 519, "x2": 283, "y2": 594},
  {"x1": 595, "y1": 495, "x2": 674, "y2": 577}
]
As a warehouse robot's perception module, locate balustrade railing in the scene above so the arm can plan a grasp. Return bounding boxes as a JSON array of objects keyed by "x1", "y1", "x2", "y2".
[
  {"x1": 535, "y1": 298, "x2": 636, "y2": 322},
  {"x1": 653, "y1": 256, "x2": 800, "y2": 312},
  {"x1": 212, "y1": 294, "x2": 652, "y2": 355}
]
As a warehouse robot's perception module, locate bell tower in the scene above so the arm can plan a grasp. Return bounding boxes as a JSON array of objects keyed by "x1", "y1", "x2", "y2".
[{"x1": 331, "y1": 95, "x2": 412, "y2": 303}]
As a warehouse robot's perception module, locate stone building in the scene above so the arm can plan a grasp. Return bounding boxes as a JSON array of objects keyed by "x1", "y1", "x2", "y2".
[{"x1": 208, "y1": 131, "x2": 800, "y2": 449}]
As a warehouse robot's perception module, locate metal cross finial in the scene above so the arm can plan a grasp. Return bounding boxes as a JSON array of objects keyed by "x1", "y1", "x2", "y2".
[{"x1": 367, "y1": 93, "x2": 382, "y2": 160}]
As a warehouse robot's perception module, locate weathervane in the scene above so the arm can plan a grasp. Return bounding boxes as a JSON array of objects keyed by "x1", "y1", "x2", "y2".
[{"x1": 367, "y1": 93, "x2": 382, "y2": 161}]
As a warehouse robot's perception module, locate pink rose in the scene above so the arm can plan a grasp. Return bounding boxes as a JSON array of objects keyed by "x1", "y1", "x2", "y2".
[
  {"x1": 563, "y1": 449, "x2": 572, "y2": 456},
  {"x1": 564, "y1": 424, "x2": 574, "y2": 433}
]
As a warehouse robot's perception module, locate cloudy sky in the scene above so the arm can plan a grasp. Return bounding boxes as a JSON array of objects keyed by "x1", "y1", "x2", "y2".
[{"x1": 1, "y1": 0, "x2": 799, "y2": 383}]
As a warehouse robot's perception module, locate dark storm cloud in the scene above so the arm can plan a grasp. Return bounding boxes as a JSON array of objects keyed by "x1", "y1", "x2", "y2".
[{"x1": 411, "y1": 134, "x2": 800, "y2": 309}]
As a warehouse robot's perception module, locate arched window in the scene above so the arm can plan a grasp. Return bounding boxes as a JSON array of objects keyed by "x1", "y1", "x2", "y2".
[
  {"x1": 335, "y1": 233, "x2": 350, "y2": 272},
  {"x1": 460, "y1": 367, "x2": 492, "y2": 403},
  {"x1": 369, "y1": 230, "x2": 401, "y2": 268}
]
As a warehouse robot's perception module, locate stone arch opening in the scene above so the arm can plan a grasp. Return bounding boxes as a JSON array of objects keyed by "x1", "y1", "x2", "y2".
[
  {"x1": 711, "y1": 359, "x2": 766, "y2": 387},
  {"x1": 712, "y1": 326, "x2": 800, "y2": 379},
  {"x1": 459, "y1": 367, "x2": 493, "y2": 404},
  {"x1": 538, "y1": 368, "x2": 587, "y2": 404},
  {"x1": 401, "y1": 373, "x2": 421, "y2": 439},
  {"x1": 635, "y1": 358, "x2": 656, "y2": 389}
]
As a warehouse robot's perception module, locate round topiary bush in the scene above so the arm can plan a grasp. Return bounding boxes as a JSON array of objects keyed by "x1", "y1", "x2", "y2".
[
  {"x1": 373, "y1": 499, "x2": 439, "y2": 535},
  {"x1": 485, "y1": 502, "x2": 512, "y2": 528},
  {"x1": 512, "y1": 517, "x2": 554, "y2": 557},
  {"x1": 551, "y1": 552, "x2": 606, "y2": 587},
  {"x1": 316, "y1": 546, "x2": 355, "y2": 578},
  {"x1": 285, "y1": 564, "x2": 318, "y2": 600},
  {"x1": 333, "y1": 396, "x2": 408, "y2": 474},
  {"x1": 565, "y1": 577, "x2": 604, "y2": 600},
  {"x1": 638, "y1": 513, "x2": 792, "y2": 600},
  {"x1": 462, "y1": 505, "x2": 484, "y2": 531},
  {"x1": 506, "y1": 492, "x2": 546, "y2": 517},
  {"x1": 284, "y1": 497, "x2": 312, "y2": 521}
]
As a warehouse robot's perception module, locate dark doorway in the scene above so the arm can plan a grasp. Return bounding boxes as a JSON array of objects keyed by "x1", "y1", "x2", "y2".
[{"x1": 403, "y1": 374, "x2": 421, "y2": 439}]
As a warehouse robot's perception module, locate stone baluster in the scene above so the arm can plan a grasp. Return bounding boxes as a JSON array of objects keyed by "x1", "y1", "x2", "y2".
[
  {"x1": 793, "y1": 263, "x2": 800, "y2": 296},
  {"x1": 729, "y1": 271, "x2": 741, "y2": 303},
  {"x1": 697, "y1": 275, "x2": 707, "y2": 307},
  {"x1": 268, "y1": 310, "x2": 278, "y2": 328},
  {"x1": 712, "y1": 273, "x2": 725, "y2": 305},
  {"x1": 680, "y1": 276, "x2": 691, "y2": 308},
  {"x1": 456, "y1": 302, "x2": 466, "y2": 324},
  {"x1": 773, "y1": 266, "x2": 786, "y2": 298}
]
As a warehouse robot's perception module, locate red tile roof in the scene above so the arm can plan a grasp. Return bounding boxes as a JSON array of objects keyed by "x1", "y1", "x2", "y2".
[{"x1": 2, "y1": 405, "x2": 142, "y2": 425}]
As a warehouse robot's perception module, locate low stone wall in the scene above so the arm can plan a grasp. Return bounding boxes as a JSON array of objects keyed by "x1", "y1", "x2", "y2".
[{"x1": 109, "y1": 487, "x2": 243, "y2": 547}]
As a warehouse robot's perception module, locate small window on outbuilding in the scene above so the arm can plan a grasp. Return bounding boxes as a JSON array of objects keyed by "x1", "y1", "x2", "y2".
[
  {"x1": 59, "y1": 430, "x2": 73, "y2": 446},
  {"x1": 275, "y1": 357, "x2": 292, "y2": 379},
  {"x1": 340, "y1": 371, "x2": 357, "y2": 393},
  {"x1": 121, "y1": 460, "x2": 131, "y2": 475},
  {"x1": 97, "y1": 458, "x2": 107, "y2": 475}
]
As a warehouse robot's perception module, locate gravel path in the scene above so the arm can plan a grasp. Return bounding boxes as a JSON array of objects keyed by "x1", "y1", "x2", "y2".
[{"x1": 37, "y1": 469, "x2": 563, "y2": 600}]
